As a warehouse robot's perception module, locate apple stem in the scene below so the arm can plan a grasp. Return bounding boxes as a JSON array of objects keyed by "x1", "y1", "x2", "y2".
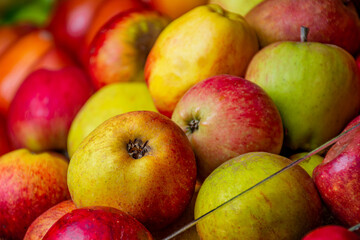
[
  {"x1": 127, "y1": 138, "x2": 150, "y2": 159},
  {"x1": 300, "y1": 26, "x2": 309, "y2": 42}
]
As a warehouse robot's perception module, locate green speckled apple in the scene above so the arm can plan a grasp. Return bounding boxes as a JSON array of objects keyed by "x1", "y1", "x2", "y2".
[
  {"x1": 195, "y1": 152, "x2": 322, "y2": 240},
  {"x1": 245, "y1": 28, "x2": 360, "y2": 151}
]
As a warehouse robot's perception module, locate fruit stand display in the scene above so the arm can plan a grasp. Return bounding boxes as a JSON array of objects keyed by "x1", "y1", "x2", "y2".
[{"x1": 0, "y1": 0, "x2": 360, "y2": 239}]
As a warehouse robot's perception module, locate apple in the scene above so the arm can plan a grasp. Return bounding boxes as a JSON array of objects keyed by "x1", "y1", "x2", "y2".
[
  {"x1": 145, "y1": 4, "x2": 259, "y2": 117},
  {"x1": 209, "y1": 0, "x2": 264, "y2": 16},
  {"x1": 195, "y1": 152, "x2": 322, "y2": 239},
  {"x1": 289, "y1": 152, "x2": 324, "y2": 177},
  {"x1": 48, "y1": 0, "x2": 145, "y2": 63},
  {"x1": 0, "y1": 114, "x2": 12, "y2": 156},
  {"x1": 313, "y1": 114, "x2": 360, "y2": 227},
  {"x1": 152, "y1": 181, "x2": 202, "y2": 240},
  {"x1": 0, "y1": 29, "x2": 75, "y2": 115},
  {"x1": 67, "y1": 82, "x2": 157, "y2": 158},
  {"x1": 82, "y1": 0, "x2": 146, "y2": 63},
  {"x1": 245, "y1": 27, "x2": 360, "y2": 151},
  {"x1": 302, "y1": 225, "x2": 360, "y2": 240},
  {"x1": 7, "y1": 66, "x2": 94, "y2": 152},
  {"x1": 245, "y1": 0, "x2": 360, "y2": 54},
  {"x1": 67, "y1": 111, "x2": 197, "y2": 230},
  {"x1": 145, "y1": 0, "x2": 207, "y2": 19},
  {"x1": 0, "y1": 149, "x2": 70, "y2": 240},
  {"x1": 42, "y1": 206, "x2": 153, "y2": 240},
  {"x1": 24, "y1": 200, "x2": 76, "y2": 240},
  {"x1": 88, "y1": 9, "x2": 170, "y2": 89},
  {"x1": 172, "y1": 74, "x2": 283, "y2": 180}
]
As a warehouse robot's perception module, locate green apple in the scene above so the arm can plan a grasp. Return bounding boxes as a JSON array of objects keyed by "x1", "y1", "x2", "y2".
[
  {"x1": 209, "y1": 0, "x2": 263, "y2": 16},
  {"x1": 245, "y1": 29, "x2": 360, "y2": 151},
  {"x1": 67, "y1": 82, "x2": 157, "y2": 158},
  {"x1": 289, "y1": 152, "x2": 324, "y2": 177},
  {"x1": 194, "y1": 152, "x2": 322, "y2": 240}
]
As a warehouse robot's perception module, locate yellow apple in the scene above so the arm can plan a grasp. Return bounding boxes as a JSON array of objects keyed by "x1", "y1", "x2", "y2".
[
  {"x1": 209, "y1": 0, "x2": 264, "y2": 16},
  {"x1": 67, "y1": 82, "x2": 157, "y2": 157},
  {"x1": 67, "y1": 111, "x2": 197, "y2": 230},
  {"x1": 289, "y1": 152, "x2": 324, "y2": 177},
  {"x1": 145, "y1": 4, "x2": 259, "y2": 117}
]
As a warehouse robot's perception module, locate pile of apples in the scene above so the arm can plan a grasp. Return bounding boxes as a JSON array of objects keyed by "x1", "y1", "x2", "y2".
[{"x1": 1, "y1": 0, "x2": 360, "y2": 239}]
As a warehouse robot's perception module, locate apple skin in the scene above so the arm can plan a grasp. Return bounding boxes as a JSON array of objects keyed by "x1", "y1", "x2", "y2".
[
  {"x1": 145, "y1": 0, "x2": 207, "y2": 19},
  {"x1": 0, "y1": 149, "x2": 70, "y2": 240},
  {"x1": 48, "y1": 0, "x2": 145, "y2": 63},
  {"x1": 313, "y1": 115, "x2": 360, "y2": 227},
  {"x1": 195, "y1": 152, "x2": 322, "y2": 240},
  {"x1": 245, "y1": 41, "x2": 360, "y2": 151},
  {"x1": 302, "y1": 225, "x2": 360, "y2": 240},
  {"x1": 245, "y1": 0, "x2": 360, "y2": 54},
  {"x1": 42, "y1": 206, "x2": 153, "y2": 240},
  {"x1": 0, "y1": 30, "x2": 75, "y2": 115},
  {"x1": 209, "y1": 0, "x2": 264, "y2": 16},
  {"x1": 172, "y1": 74, "x2": 283, "y2": 180},
  {"x1": 289, "y1": 152, "x2": 324, "y2": 177},
  {"x1": 24, "y1": 200, "x2": 76, "y2": 240},
  {"x1": 0, "y1": 114, "x2": 12, "y2": 156},
  {"x1": 145, "y1": 4, "x2": 259, "y2": 117},
  {"x1": 7, "y1": 66, "x2": 94, "y2": 152},
  {"x1": 67, "y1": 111, "x2": 197, "y2": 230},
  {"x1": 88, "y1": 9, "x2": 170, "y2": 89},
  {"x1": 67, "y1": 82, "x2": 157, "y2": 158}
]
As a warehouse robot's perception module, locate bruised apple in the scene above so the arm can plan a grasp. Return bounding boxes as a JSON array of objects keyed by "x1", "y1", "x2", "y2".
[
  {"x1": 0, "y1": 149, "x2": 70, "y2": 240},
  {"x1": 67, "y1": 111, "x2": 197, "y2": 230},
  {"x1": 42, "y1": 206, "x2": 153, "y2": 240},
  {"x1": 172, "y1": 75, "x2": 283, "y2": 180}
]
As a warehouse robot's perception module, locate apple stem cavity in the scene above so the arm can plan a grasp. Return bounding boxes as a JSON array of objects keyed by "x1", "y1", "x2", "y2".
[
  {"x1": 188, "y1": 119, "x2": 200, "y2": 133},
  {"x1": 127, "y1": 138, "x2": 150, "y2": 159},
  {"x1": 300, "y1": 26, "x2": 309, "y2": 42}
]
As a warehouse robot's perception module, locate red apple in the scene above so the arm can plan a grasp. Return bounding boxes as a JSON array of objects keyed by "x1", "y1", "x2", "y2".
[
  {"x1": 313, "y1": 114, "x2": 360, "y2": 226},
  {"x1": 67, "y1": 111, "x2": 197, "y2": 230},
  {"x1": 42, "y1": 206, "x2": 153, "y2": 240},
  {"x1": 24, "y1": 200, "x2": 76, "y2": 240},
  {"x1": 172, "y1": 74, "x2": 283, "y2": 180},
  {"x1": 0, "y1": 149, "x2": 70, "y2": 240},
  {"x1": 144, "y1": 0, "x2": 207, "y2": 19},
  {"x1": 302, "y1": 225, "x2": 360, "y2": 240},
  {"x1": 0, "y1": 29, "x2": 75, "y2": 115},
  {"x1": 48, "y1": 0, "x2": 145, "y2": 63},
  {"x1": 88, "y1": 9, "x2": 170, "y2": 89},
  {"x1": 7, "y1": 66, "x2": 94, "y2": 152},
  {"x1": 245, "y1": 0, "x2": 360, "y2": 54},
  {"x1": 0, "y1": 114, "x2": 12, "y2": 156}
]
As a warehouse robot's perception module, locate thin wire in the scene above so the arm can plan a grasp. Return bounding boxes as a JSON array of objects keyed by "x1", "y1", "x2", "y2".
[
  {"x1": 162, "y1": 122, "x2": 360, "y2": 240},
  {"x1": 349, "y1": 223, "x2": 360, "y2": 232}
]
